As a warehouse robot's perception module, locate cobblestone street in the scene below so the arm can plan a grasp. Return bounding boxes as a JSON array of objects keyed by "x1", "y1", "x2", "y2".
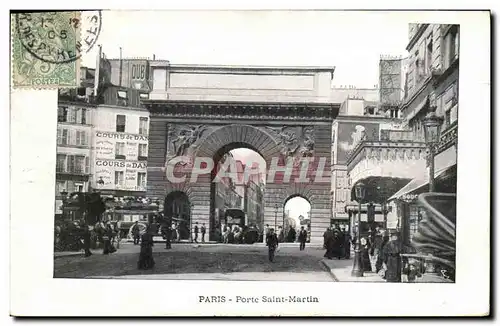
[{"x1": 54, "y1": 243, "x2": 333, "y2": 280}]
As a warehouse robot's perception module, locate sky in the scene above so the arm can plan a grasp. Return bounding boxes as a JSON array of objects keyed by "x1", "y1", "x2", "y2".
[
  {"x1": 81, "y1": 10, "x2": 411, "y2": 220},
  {"x1": 82, "y1": 10, "x2": 410, "y2": 88}
]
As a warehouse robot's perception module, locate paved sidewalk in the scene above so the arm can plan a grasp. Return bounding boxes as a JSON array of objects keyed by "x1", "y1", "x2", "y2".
[
  {"x1": 321, "y1": 258, "x2": 385, "y2": 282},
  {"x1": 86, "y1": 271, "x2": 334, "y2": 282}
]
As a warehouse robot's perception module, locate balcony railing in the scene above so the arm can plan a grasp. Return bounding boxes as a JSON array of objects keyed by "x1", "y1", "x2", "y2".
[{"x1": 437, "y1": 121, "x2": 458, "y2": 153}]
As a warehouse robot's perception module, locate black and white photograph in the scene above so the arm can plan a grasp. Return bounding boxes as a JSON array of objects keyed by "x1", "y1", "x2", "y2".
[{"x1": 8, "y1": 6, "x2": 490, "y2": 317}]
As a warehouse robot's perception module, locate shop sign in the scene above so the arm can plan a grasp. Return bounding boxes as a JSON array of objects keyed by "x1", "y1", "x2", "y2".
[
  {"x1": 95, "y1": 159, "x2": 147, "y2": 169},
  {"x1": 96, "y1": 131, "x2": 148, "y2": 142},
  {"x1": 399, "y1": 193, "x2": 419, "y2": 202}
]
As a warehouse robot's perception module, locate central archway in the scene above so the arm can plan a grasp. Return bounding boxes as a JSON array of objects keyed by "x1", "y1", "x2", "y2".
[{"x1": 193, "y1": 124, "x2": 280, "y2": 241}]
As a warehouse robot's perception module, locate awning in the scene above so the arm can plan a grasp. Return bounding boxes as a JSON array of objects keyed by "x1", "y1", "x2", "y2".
[
  {"x1": 406, "y1": 95, "x2": 429, "y2": 121},
  {"x1": 387, "y1": 155, "x2": 456, "y2": 202}
]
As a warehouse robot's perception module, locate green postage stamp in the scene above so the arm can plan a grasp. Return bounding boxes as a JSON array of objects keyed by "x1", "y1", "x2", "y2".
[{"x1": 11, "y1": 11, "x2": 101, "y2": 88}]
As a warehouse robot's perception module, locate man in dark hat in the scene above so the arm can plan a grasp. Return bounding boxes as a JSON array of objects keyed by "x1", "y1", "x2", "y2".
[{"x1": 298, "y1": 226, "x2": 307, "y2": 251}]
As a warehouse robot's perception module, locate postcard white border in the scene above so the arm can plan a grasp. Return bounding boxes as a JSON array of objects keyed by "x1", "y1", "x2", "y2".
[{"x1": 7, "y1": 5, "x2": 491, "y2": 317}]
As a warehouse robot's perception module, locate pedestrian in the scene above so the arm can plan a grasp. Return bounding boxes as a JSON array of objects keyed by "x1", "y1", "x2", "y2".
[
  {"x1": 287, "y1": 226, "x2": 296, "y2": 243},
  {"x1": 82, "y1": 224, "x2": 92, "y2": 257},
  {"x1": 201, "y1": 223, "x2": 206, "y2": 243},
  {"x1": 375, "y1": 231, "x2": 390, "y2": 273},
  {"x1": 381, "y1": 230, "x2": 403, "y2": 282},
  {"x1": 137, "y1": 225, "x2": 155, "y2": 270},
  {"x1": 370, "y1": 227, "x2": 384, "y2": 271},
  {"x1": 263, "y1": 224, "x2": 270, "y2": 243},
  {"x1": 132, "y1": 221, "x2": 141, "y2": 245},
  {"x1": 278, "y1": 226, "x2": 284, "y2": 243},
  {"x1": 266, "y1": 228, "x2": 279, "y2": 262},
  {"x1": 113, "y1": 222, "x2": 121, "y2": 250},
  {"x1": 162, "y1": 223, "x2": 172, "y2": 249},
  {"x1": 332, "y1": 229, "x2": 343, "y2": 259},
  {"x1": 360, "y1": 237, "x2": 372, "y2": 272},
  {"x1": 298, "y1": 226, "x2": 307, "y2": 251},
  {"x1": 323, "y1": 227, "x2": 330, "y2": 249},
  {"x1": 324, "y1": 228, "x2": 335, "y2": 259},
  {"x1": 343, "y1": 230, "x2": 352, "y2": 259},
  {"x1": 102, "y1": 222, "x2": 116, "y2": 255},
  {"x1": 193, "y1": 222, "x2": 199, "y2": 243}
]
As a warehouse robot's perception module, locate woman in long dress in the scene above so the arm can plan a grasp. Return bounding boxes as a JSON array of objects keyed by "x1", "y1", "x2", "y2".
[{"x1": 137, "y1": 226, "x2": 155, "y2": 270}]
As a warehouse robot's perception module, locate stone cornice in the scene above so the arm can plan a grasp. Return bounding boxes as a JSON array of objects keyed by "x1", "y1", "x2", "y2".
[
  {"x1": 337, "y1": 115, "x2": 404, "y2": 124},
  {"x1": 346, "y1": 140, "x2": 427, "y2": 170},
  {"x1": 144, "y1": 100, "x2": 339, "y2": 121}
]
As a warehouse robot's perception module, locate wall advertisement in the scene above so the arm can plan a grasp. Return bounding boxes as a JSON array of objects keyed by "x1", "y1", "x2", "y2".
[{"x1": 93, "y1": 129, "x2": 148, "y2": 192}]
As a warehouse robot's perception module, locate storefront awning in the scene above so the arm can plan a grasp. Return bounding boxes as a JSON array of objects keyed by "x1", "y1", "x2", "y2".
[{"x1": 388, "y1": 151, "x2": 457, "y2": 202}]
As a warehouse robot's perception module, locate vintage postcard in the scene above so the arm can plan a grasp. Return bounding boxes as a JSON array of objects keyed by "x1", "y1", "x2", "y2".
[{"x1": 9, "y1": 8, "x2": 491, "y2": 317}]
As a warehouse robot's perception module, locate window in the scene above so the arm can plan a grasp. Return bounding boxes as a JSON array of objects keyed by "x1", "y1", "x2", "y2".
[
  {"x1": 81, "y1": 108, "x2": 87, "y2": 124},
  {"x1": 137, "y1": 172, "x2": 147, "y2": 188},
  {"x1": 115, "y1": 171, "x2": 124, "y2": 186},
  {"x1": 116, "y1": 114, "x2": 126, "y2": 132},
  {"x1": 445, "y1": 110, "x2": 451, "y2": 127},
  {"x1": 75, "y1": 130, "x2": 87, "y2": 146},
  {"x1": 139, "y1": 117, "x2": 148, "y2": 135},
  {"x1": 139, "y1": 93, "x2": 149, "y2": 100},
  {"x1": 426, "y1": 39, "x2": 433, "y2": 73},
  {"x1": 138, "y1": 144, "x2": 148, "y2": 160},
  {"x1": 74, "y1": 156, "x2": 86, "y2": 174},
  {"x1": 67, "y1": 155, "x2": 75, "y2": 173},
  {"x1": 409, "y1": 205, "x2": 423, "y2": 242},
  {"x1": 115, "y1": 142, "x2": 126, "y2": 159},
  {"x1": 57, "y1": 128, "x2": 69, "y2": 145},
  {"x1": 58, "y1": 107, "x2": 68, "y2": 122},
  {"x1": 85, "y1": 156, "x2": 90, "y2": 174},
  {"x1": 117, "y1": 90, "x2": 128, "y2": 99},
  {"x1": 67, "y1": 107, "x2": 77, "y2": 123},
  {"x1": 56, "y1": 154, "x2": 66, "y2": 173},
  {"x1": 444, "y1": 25, "x2": 459, "y2": 68},
  {"x1": 55, "y1": 181, "x2": 66, "y2": 195}
]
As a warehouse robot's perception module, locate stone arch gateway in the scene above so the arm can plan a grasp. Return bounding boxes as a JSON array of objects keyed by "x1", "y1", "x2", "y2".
[{"x1": 143, "y1": 65, "x2": 340, "y2": 243}]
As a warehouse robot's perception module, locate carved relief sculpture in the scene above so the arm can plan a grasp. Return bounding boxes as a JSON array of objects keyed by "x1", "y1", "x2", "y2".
[
  {"x1": 299, "y1": 126, "x2": 315, "y2": 157},
  {"x1": 167, "y1": 124, "x2": 208, "y2": 158}
]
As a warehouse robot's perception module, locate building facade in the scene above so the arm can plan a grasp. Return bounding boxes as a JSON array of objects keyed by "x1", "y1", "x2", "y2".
[
  {"x1": 386, "y1": 23, "x2": 459, "y2": 241},
  {"x1": 54, "y1": 67, "x2": 96, "y2": 219},
  {"x1": 92, "y1": 86, "x2": 150, "y2": 197},
  {"x1": 343, "y1": 23, "x2": 459, "y2": 243}
]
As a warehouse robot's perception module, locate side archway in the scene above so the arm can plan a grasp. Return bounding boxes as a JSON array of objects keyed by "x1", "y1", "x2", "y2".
[{"x1": 164, "y1": 190, "x2": 192, "y2": 240}]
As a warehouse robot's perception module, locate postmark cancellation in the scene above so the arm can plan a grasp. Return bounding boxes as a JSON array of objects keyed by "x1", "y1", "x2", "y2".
[{"x1": 11, "y1": 11, "x2": 101, "y2": 88}]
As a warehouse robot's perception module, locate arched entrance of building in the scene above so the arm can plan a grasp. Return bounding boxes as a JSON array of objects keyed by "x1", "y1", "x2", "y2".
[
  {"x1": 282, "y1": 195, "x2": 311, "y2": 242},
  {"x1": 164, "y1": 191, "x2": 192, "y2": 240}
]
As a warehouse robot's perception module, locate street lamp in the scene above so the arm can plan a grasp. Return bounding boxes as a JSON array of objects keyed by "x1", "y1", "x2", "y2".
[
  {"x1": 351, "y1": 181, "x2": 366, "y2": 277},
  {"x1": 274, "y1": 203, "x2": 278, "y2": 230},
  {"x1": 422, "y1": 105, "x2": 444, "y2": 192},
  {"x1": 189, "y1": 202, "x2": 194, "y2": 243}
]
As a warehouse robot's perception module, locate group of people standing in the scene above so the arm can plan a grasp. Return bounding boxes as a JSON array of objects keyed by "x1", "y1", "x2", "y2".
[{"x1": 323, "y1": 226, "x2": 351, "y2": 260}]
